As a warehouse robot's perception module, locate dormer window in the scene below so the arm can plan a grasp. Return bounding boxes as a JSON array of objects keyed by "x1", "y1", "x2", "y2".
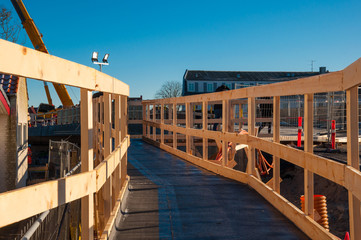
[{"x1": 188, "y1": 82, "x2": 195, "y2": 92}]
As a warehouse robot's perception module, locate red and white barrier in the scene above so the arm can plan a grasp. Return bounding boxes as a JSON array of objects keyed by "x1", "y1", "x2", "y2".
[
  {"x1": 331, "y1": 120, "x2": 336, "y2": 149},
  {"x1": 297, "y1": 117, "x2": 302, "y2": 147}
]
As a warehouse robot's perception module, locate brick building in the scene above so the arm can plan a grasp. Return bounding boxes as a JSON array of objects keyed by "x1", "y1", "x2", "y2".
[{"x1": 0, "y1": 74, "x2": 29, "y2": 192}]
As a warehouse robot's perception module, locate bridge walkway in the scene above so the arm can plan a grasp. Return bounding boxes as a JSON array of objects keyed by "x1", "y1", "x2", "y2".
[{"x1": 110, "y1": 140, "x2": 308, "y2": 239}]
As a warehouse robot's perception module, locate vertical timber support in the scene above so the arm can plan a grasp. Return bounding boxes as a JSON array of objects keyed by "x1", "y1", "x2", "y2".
[
  {"x1": 202, "y1": 101, "x2": 208, "y2": 160},
  {"x1": 273, "y1": 96, "x2": 281, "y2": 193},
  {"x1": 346, "y1": 86, "x2": 361, "y2": 240},
  {"x1": 142, "y1": 103, "x2": 146, "y2": 138},
  {"x1": 173, "y1": 103, "x2": 177, "y2": 149},
  {"x1": 161, "y1": 103, "x2": 164, "y2": 144},
  {"x1": 114, "y1": 95, "x2": 121, "y2": 202},
  {"x1": 147, "y1": 104, "x2": 150, "y2": 138},
  {"x1": 103, "y1": 93, "x2": 112, "y2": 223},
  {"x1": 81, "y1": 89, "x2": 94, "y2": 240},
  {"x1": 304, "y1": 93, "x2": 314, "y2": 219},
  {"x1": 186, "y1": 103, "x2": 191, "y2": 154},
  {"x1": 222, "y1": 100, "x2": 229, "y2": 166},
  {"x1": 247, "y1": 97, "x2": 256, "y2": 175},
  {"x1": 120, "y1": 95, "x2": 128, "y2": 186},
  {"x1": 152, "y1": 104, "x2": 156, "y2": 141}
]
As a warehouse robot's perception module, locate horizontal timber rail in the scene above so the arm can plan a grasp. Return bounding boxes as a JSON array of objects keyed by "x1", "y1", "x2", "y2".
[
  {"x1": 142, "y1": 58, "x2": 361, "y2": 240},
  {"x1": 0, "y1": 39, "x2": 130, "y2": 240}
]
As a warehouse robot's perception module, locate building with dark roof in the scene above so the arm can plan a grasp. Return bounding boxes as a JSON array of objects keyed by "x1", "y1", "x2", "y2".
[
  {"x1": 0, "y1": 74, "x2": 29, "y2": 192},
  {"x1": 182, "y1": 67, "x2": 327, "y2": 96}
]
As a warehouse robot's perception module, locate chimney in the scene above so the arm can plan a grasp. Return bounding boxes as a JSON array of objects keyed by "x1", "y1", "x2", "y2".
[{"x1": 319, "y1": 67, "x2": 327, "y2": 74}]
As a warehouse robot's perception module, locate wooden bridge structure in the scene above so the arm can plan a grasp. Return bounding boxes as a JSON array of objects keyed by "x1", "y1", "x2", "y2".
[{"x1": 0, "y1": 38, "x2": 361, "y2": 239}]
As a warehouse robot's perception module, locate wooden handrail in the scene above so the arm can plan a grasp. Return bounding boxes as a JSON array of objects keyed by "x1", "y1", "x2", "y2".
[
  {"x1": 142, "y1": 58, "x2": 361, "y2": 240},
  {"x1": 0, "y1": 39, "x2": 130, "y2": 240}
]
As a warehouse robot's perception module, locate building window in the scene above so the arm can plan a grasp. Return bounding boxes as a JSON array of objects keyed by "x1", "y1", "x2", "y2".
[
  {"x1": 226, "y1": 83, "x2": 232, "y2": 89},
  {"x1": 207, "y1": 83, "x2": 213, "y2": 92},
  {"x1": 188, "y1": 82, "x2": 195, "y2": 92}
]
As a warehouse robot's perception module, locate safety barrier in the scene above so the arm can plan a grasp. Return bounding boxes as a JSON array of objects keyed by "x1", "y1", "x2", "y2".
[
  {"x1": 0, "y1": 39, "x2": 129, "y2": 240},
  {"x1": 142, "y1": 58, "x2": 361, "y2": 240}
]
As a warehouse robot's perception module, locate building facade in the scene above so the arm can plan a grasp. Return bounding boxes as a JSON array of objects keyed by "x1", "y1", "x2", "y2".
[
  {"x1": 0, "y1": 74, "x2": 29, "y2": 193},
  {"x1": 182, "y1": 67, "x2": 327, "y2": 96}
]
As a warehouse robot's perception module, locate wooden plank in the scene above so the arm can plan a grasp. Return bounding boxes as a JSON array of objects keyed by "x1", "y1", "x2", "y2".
[
  {"x1": 248, "y1": 176, "x2": 338, "y2": 240},
  {"x1": 152, "y1": 104, "x2": 156, "y2": 141},
  {"x1": 186, "y1": 103, "x2": 191, "y2": 154},
  {"x1": 80, "y1": 89, "x2": 94, "y2": 240},
  {"x1": 142, "y1": 103, "x2": 146, "y2": 137},
  {"x1": 113, "y1": 95, "x2": 121, "y2": 204},
  {"x1": 247, "y1": 97, "x2": 256, "y2": 175},
  {"x1": 103, "y1": 93, "x2": 112, "y2": 229},
  {"x1": 202, "y1": 101, "x2": 208, "y2": 160},
  {"x1": 95, "y1": 137, "x2": 129, "y2": 191},
  {"x1": 120, "y1": 95, "x2": 128, "y2": 185},
  {"x1": 173, "y1": 103, "x2": 177, "y2": 149},
  {"x1": 222, "y1": 100, "x2": 229, "y2": 166},
  {"x1": 0, "y1": 171, "x2": 96, "y2": 228},
  {"x1": 161, "y1": 104, "x2": 164, "y2": 144},
  {"x1": 0, "y1": 39, "x2": 129, "y2": 96},
  {"x1": 346, "y1": 86, "x2": 361, "y2": 240},
  {"x1": 273, "y1": 96, "x2": 281, "y2": 193},
  {"x1": 304, "y1": 93, "x2": 314, "y2": 219}
]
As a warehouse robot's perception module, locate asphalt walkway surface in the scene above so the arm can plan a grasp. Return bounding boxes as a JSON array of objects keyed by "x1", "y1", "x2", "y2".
[{"x1": 110, "y1": 140, "x2": 308, "y2": 239}]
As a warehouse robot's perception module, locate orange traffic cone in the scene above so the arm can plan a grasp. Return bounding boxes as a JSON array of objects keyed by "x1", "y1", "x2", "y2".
[{"x1": 344, "y1": 232, "x2": 350, "y2": 240}]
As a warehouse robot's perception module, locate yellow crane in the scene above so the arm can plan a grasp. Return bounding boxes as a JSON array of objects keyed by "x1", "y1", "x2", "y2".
[{"x1": 11, "y1": 0, "x2": 74, "y2": 108}]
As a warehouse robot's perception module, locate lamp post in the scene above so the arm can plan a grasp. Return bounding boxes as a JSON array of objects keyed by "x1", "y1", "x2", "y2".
[{"x1": 91, "y1": 52, "x2": 109, "y2": 72}]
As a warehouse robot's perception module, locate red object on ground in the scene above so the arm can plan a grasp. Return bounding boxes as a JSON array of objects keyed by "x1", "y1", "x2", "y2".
[
  {"x1": 28, "y1": 147, "x2": 32, "y2": 165},
  {"x1": 344, "y1": 232, "x2": 350, "y2": 240},
  {"x1": 331, "y1": 120, "x2": 336, "y2": 149},
  {"x1": 297, "y1": 117, "x2": 302, "y2": 147}
]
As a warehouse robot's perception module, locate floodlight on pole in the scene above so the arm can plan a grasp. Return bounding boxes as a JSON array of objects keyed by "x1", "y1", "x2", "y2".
[
  {"x1": 91, "y1": 52, "x2": 109, "y2": 72},
  {"x1": 102, "y1": 53, "x2": 109, "y2": 63},
  {"x1": 91, "y1": 51, "x2": 98, "y2": 62}
]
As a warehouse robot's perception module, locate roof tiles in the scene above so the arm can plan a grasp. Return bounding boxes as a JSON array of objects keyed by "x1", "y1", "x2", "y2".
[{"x1": 0, "y1": 74, "x2": 19, "y2": 95}]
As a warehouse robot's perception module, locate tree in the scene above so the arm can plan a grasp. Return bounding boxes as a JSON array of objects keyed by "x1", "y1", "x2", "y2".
[
  {"x1": 0, "y1": 7, "x2": 22, "y2": 43},
  {"x1": 155, "y1": 81, "x2": 182, "y2": 99}
]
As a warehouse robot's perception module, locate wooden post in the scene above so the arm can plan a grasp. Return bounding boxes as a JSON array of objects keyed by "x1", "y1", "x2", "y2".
[
  {"x1": 152, "y1": 104, "x2": 156, "y2": 141},
  {"x1": 202, "y1": 101, "x2": 208, "y2": 160},
  {"x1": 103, "y1": 93, "x2": 112, "y2": 223},
  {"x1": 247, "y1": 97, "x2": 256, "y2": 175},
  {"x1": 273, "y1": 96, "x2": 281, "y2": 193},
  {"x1": 346, "y1": 86, "x2": 361, "y2": 240},
  {"x1": 186, "y1": 103, "x2": 191, "y2": 154},
  {"x1": 173, "y1": 103, "x2": 177, "y2": 149},
  {"x1": 222, "y1": 100, "x2": 229, "y2": 166},
  {"x1": 142, "y1": 103, "x2": 146, "y2": 138},
  {"x1": 304, "y1": 93, "x2": 314, "y2": 219},
  {"x1": 80, "y1": 89, "x2": 94, "y2": 240},
  {"x1": 161, "y1": 104, "x2": 164, "y2": 144},
  {"x1": 147, "y1": 104, "x2": 150, "y2": 138},
  {"x1": 120, "y1": 95, "x2": 128, "y2": 185},
  {"x1": 228, "y1": 101, "x2": 234, "y2": 132},
  {"x1": 114, "y1": 95, "x2": 121, "y2": 201}
]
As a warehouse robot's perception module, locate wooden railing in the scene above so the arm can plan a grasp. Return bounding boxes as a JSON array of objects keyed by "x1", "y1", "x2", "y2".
[
  {"x1": 142, "y1": 58, "x2": 361, "y2": 240},
  {"x1": 0, "y1": 39, "x2": 129, "y2": 240}
]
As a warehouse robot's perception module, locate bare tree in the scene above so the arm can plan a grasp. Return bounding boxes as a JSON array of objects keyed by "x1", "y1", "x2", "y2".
[
  {"x1": 0, "y1": 7, "x2": 22, "y2": 43},
  {"x1": 155, "y1": 81, "x2": 182, "y2": 99}
]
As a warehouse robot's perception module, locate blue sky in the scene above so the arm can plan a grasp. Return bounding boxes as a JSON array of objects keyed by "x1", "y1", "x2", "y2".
[{"x1": 1, "y1": 0, "x2": 361, "y2": 107}]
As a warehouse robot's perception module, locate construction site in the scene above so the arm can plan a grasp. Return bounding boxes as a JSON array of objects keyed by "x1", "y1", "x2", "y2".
[{"x1": 0, "y1": 1, "x2": 360, "y2": 240}]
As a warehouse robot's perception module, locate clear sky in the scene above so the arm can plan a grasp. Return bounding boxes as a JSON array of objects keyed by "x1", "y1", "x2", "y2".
[{"x1": 1, "y1": 0, "x2": 361, "y2": 107}]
